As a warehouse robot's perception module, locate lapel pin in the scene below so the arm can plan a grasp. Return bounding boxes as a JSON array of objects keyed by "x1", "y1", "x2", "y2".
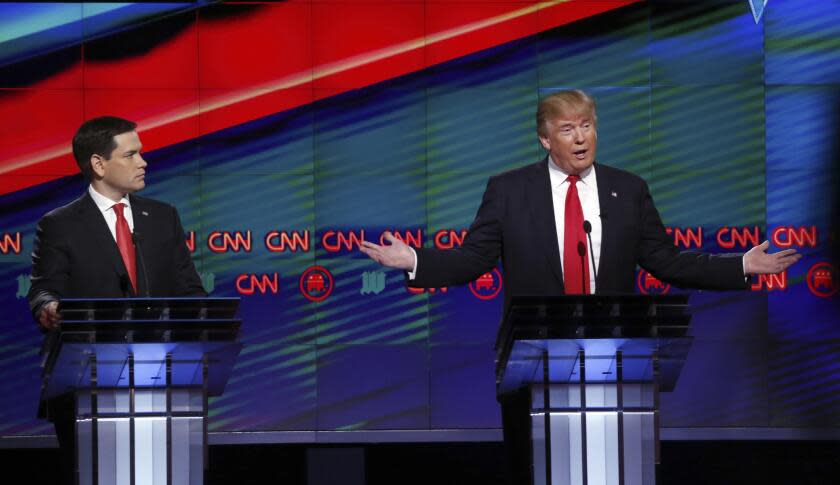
[
  {"x1": 142, "y1": 211, "x2": 149, "y2": 216},
  {"x1": 611, "y1": 191, "x2": 618, "y2": 198}
]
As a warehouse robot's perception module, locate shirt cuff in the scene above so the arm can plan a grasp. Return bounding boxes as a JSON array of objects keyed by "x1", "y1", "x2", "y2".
[{"x1": 407, "y1": 247, "x2": 418, "y2": 280}]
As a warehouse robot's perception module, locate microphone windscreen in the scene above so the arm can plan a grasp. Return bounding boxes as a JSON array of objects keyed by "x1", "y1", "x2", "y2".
[{"x1": 583, "y1": 220, "x2": 592, "y2": 233}]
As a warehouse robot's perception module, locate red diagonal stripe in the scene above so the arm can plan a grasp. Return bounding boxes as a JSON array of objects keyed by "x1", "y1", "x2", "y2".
[{"x1": 0, "y1": 0, "x2": 639, "y2": 196}]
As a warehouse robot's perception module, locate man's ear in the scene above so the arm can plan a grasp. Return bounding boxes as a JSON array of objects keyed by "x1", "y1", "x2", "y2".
[
  {"x1": 538, "y1": 135, "x2": 551, "y2": 151},
  {"x1": 90, "y1": 154, "x2": 106, "y2": 179}
]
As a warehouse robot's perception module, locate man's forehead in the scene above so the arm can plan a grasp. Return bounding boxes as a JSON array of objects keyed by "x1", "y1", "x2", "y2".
[
  {"x1": 114, "y1": 131, "x2": 142, "y2": 150},
  {"x1": 550, "y1": 114, "x2": 593, "y2": 125}
]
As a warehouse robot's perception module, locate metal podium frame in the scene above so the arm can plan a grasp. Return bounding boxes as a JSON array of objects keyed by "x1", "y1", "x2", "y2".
[
  {"x1": 496, "y1": 295, "x2": 692, "y2": 485},
  {"x1": 40, "y1": 297, "x2": 242, "y2": 485}
]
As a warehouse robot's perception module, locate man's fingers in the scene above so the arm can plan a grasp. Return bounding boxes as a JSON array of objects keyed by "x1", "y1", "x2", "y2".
[
  {"x1": 778, "y1": 253, "x2": 801, "y2": 266},
  {"x1": 359, "y1": 246, "x2": 380, "y2": 259},
  {"x1": 774, "y1": 253, "x2": 800, "y2": 264},
  {"x1": 361, "y1": 233, "x2": 413, "y2": 270},
  {"x1": 360, "y1": 241, "x2": 381, "y2": 250},
  {"x1": 759, "y1": 240, "x2": 770, "y2": 251}
]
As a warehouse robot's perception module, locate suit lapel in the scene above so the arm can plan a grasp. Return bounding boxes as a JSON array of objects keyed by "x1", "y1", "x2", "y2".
[
  {"x1": 525, "y1": 160, "x2": 564, "y2": 288},
  {"x1": 594, "y1": 163, "x2": 618, "y2": 293},
  {"x1": 130, "y1": 195, "x2": 150, "y2": 297},
  {"x1": 76, "y1": 192, "x2": 134, "y2": 294}
]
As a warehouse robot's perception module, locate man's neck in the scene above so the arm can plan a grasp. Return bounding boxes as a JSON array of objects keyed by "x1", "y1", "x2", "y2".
[
  {"x1": 547, "y1": 156, "x2": 594, "y2": 179},
  {"x1": 90, "y1": 183, "x2": 128, "y2": 204}
]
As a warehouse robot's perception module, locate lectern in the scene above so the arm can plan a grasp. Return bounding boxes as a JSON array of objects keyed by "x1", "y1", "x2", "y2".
[
  {"x1": 496, "y1": 295, "x2": 692, "y2": 485},
  {"x1": 40, "y1": 297, "x2": 242, "y2": 485}
]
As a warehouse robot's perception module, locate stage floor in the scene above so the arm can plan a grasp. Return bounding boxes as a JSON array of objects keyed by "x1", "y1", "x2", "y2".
[{"x1": 1, "y1": 440, "x2": 839, "y2": 485}]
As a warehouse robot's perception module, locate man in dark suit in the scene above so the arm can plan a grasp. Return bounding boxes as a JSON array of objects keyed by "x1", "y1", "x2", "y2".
[
  {"x1": 360, "y1": 89, "x2": 798, "y2": 304},
  {"x1": 28, "y1": 116, "x2": 205, "y2": 483},
  {"x1": 29, "y1": 116, "x2": 205, "y2": 327},
  {"x1": 361, "y1": 90, "x2": 800, "y2": 483}
]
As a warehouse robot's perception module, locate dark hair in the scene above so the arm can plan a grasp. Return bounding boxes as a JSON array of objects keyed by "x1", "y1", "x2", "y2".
[{"x1": 72, "y1": 116, "x2": 137, "y2": 181}]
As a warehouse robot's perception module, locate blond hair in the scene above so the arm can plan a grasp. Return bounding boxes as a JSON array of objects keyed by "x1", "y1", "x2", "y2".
[{"x1": 536, "y1": 90, "x2": 597, "y2": 137}]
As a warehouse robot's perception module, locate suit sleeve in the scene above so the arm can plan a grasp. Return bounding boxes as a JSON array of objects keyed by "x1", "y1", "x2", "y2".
[
  {"x1": 411, "y1": 175, "x2": 505, "y2": 288},
  {"x1": 170, "y1": 208, "x2": 207, "y2": 297},
  {"x1": 27, "y1": 215, "x2": 68, "y2": 319},
  {"x1": 636, "y1": 180, "x2": 748, "y2": 290}
]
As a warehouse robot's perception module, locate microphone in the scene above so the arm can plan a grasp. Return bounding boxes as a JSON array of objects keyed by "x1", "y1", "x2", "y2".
[
  {"x1": 583, "y1": 220, "x2": 598, "y2": 290},
  {"x1": 133, "y1": 231, "x2": 151, "y2": 298}
]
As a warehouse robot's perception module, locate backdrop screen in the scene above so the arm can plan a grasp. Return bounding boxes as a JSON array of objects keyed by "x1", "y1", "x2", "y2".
[{"x1": 0, "y1": 0, "x2": 838, "y2": 438}]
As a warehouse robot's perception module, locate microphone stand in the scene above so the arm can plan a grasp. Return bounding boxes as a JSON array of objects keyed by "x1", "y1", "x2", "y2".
[{"x1": 583, "y1": 220, "x2": 598, "y2": 293}]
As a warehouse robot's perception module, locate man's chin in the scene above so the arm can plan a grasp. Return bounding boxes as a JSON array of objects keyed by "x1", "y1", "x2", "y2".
[{"x1": 571, "y1": 159, "x2": 595, "y2": 174}]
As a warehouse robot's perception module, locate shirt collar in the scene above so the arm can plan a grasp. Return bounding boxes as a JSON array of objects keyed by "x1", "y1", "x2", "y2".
[
  {"x1": 547, "y1": 156, "x2": 595, "y2": 189},
  {"x1": 88, "y1": 185, "x2": 131, "y2": 213}
]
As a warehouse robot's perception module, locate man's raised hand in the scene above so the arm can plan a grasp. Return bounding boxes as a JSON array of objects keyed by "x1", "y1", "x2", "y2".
[
  {"x1": 360, "y1": 231, "x2": 416, "y2": 271},
  {"x1": 744, "y1": 240, "x2": 801, "y2": 275}
]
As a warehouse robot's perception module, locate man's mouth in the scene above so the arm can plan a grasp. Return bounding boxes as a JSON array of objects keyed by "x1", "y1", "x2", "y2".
[{"x1": 573, "y1": 149, "x2": 588, "y2": 160}]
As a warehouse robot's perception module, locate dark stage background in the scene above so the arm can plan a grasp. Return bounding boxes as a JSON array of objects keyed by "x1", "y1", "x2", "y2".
[{"x1": 0, "y1": 0, "x2": 838, "y2": 444}]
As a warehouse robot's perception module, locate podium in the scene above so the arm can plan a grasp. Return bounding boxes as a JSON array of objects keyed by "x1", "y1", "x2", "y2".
[
  {"x1": 40, "y1": 297, "x2": 242, "y2": 485},
  {"x1": 496, "y1": 295, "x2": 692, "y2": 485}
]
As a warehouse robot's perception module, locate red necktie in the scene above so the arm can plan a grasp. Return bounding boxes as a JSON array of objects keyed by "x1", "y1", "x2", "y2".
[
  {"x1": 564, "y1": 175, "x2": 590, "y2": 294},
  {"x1": 113, "y1": 203, "x2": 137, "y2": 293}
]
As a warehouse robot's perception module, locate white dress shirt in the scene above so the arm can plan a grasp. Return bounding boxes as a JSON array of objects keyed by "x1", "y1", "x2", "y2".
[
  {"x1": 88, "y1": 185, "x2": 134, "y2": 241},
  {"x1": 547, "y1": 158, "x2": 601, "y2": 293}
]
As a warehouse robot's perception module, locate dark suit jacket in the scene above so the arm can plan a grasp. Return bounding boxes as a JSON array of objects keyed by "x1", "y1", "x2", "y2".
[
  {"x1": 29, "y1": 191, "x2": 204, "y2": 421},
  {"x1": 411, "y1": 160, "x2": 748, "y2": 310},
  {"x1": 28, "y1": 191, "x2": 206, "y2": 318}
]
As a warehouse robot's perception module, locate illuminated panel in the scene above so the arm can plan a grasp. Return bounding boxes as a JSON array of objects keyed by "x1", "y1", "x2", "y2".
[
  {"x1": 430, "y1": 345, "x2": 500, "y2": 428},
  {"x1": 198, "y1": 3, "x2": 312, "y2": 89},
  {"x1": 83, "y1": 88, "x2": 200, "y2": 152},
  {"x1": 649, "y1": 85, "x2": 765, "y2": 228},
  {"x1": 83, "y1": 10, "x2": 199, "y2": 89},
  {"x1": 312, "y1": 2, "x2": 424, "y2": 91},
  {"x1": 0, "y1": 3, "x2": 83, "y2": 66},
  {"x1": 765, "y1": 0, "x2": 840, "y2": 84},
  {"x1": 650, "y1": 1, "x2": 764, "y2": 85},
  {"x1": 537, "y1": 2, "x2": 648, "y2": 87},
  {"x1": 765, "y1": 85, "x2": 840, "y2": 426},
  {"x1": 316, "y1": 344, "x2": 429, "y2": 430},
  {"x1": 0, "y1": 90, "x2": 83, "y2": 183},
  {"x1": 0, "y1": 0, "x2": 640, "y2": 195},
  {"x1": 312, "y1": 85, "x2": 429, "y2": 343}
]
